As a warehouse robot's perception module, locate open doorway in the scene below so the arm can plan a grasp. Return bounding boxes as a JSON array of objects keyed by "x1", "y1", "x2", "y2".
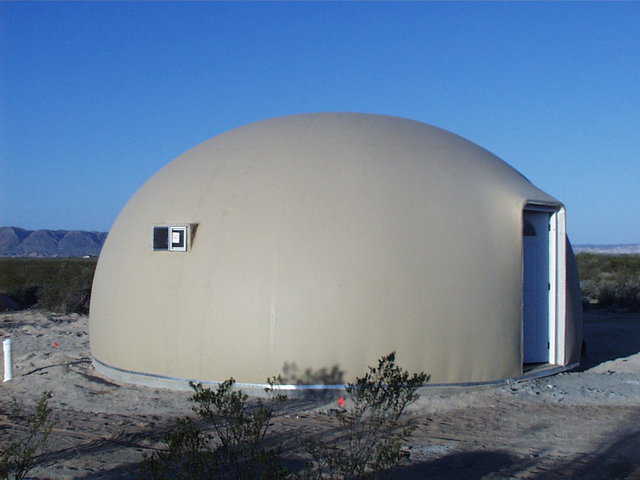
[{"x1": 522, "y1": 205, "x2": 566, "y2": 367}]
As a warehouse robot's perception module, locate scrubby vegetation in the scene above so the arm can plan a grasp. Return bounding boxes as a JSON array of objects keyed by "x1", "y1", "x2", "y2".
[
  {"x1": 144, "y1": 377, "x2": 289, "y2": 479},
  {"x1": 0, "y1": 258, "x2": 97, "y2": 314},
  {"x1": 0, "y1": 392, "x2": 55, "y2": 480},
  {"x1": 144, "y1": 353, "x2": 428, "y2": 479},
  {"x1": 2, "y1": 254, "x2": 639, "y2": 314},
  {"x1": 304, "y1": 352, "x2": 429, "y2": 479},
  {"x1": 576, "y1": 253, "x2": 640, "y2": 311}
]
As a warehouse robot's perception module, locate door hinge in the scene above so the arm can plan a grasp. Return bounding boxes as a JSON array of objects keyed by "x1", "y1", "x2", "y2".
[
  {"x1": 547, "y1": 342, "x2": 550, "y2": 350},
  {"x1": 548, "y1": 282, "x2": 551, "y2": 290},
  {"x1": 548, "y1": 224, "x2": 551, "y2": 231}
]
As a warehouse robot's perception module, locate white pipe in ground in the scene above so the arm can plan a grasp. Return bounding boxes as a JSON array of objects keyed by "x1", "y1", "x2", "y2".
[{"x1": 3, "y1": 338, "x2": 12, "y2": 382}]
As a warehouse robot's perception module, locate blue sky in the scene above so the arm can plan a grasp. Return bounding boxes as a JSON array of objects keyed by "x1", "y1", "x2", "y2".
[{"x1": 1, "y1": 2, "x2": 638, "y2": 244}]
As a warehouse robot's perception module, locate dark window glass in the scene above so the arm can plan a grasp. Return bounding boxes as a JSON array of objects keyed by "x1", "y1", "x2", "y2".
[{"x1": 153, "y1": 227, "x2": 169, "y2": 250}]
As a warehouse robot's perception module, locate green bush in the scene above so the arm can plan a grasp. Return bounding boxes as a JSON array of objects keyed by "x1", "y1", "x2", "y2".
[
  {"x1": 577, "y1": 253, "x2": 640, "y2": 310},
  {"x1": 1, "y1": 392, "x2": 55, "y2": 480},
  {"x1": 0, "y1": 258, "x2": 97, "y2": 314},
  {"x1": 145, "y1": 353, "x2": 429, "y2": 479},
  {"x1": 144, "y1": 377, "x2": 289, "y2": 480},
  {"x1": 305, "y1": 352, "x2": 429, "y2": 478}
]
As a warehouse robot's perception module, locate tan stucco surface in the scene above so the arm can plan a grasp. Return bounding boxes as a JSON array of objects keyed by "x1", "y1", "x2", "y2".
[{"x1": 90, "y1": 113, "x2": 580, "y2": 386}]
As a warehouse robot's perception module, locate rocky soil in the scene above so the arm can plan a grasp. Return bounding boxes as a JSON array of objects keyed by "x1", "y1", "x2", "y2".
[{"x1": 2, "y1": 310, "x2": 640, "y2": 479}]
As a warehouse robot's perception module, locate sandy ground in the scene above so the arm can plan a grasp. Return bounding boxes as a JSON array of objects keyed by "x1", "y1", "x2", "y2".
[{"x1": 2, "y1": 310, "x2": 640, "y2": 479}]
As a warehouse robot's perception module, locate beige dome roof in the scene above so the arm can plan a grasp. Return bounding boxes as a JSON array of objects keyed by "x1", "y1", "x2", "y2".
[{"x1": 90, "y1": 113, "x2": 581, "y2": 388}]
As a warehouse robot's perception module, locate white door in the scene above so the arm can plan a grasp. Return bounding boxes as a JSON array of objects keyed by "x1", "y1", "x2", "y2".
[{"x1": 523, "y1": 211, "x2": 550, "y2": 363}]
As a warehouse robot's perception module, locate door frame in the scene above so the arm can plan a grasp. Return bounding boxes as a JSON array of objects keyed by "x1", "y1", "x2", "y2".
[{"x1": 523, "y1": 204, "x2": 567, "y2": 366}]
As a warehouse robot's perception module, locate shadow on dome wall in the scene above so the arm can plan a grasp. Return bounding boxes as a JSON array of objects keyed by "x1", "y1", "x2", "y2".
[
  {"x1": 279, "y1": 362, "x2": 346, "y2": 400},
  {"x1": 281, "y1": 362, "x2": 345, "y2": 386}
]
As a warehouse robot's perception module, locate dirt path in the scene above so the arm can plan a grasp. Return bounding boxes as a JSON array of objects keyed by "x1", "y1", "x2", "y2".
[{"x1": 2, "y1": 310, "x2": 640, "y2": 479}]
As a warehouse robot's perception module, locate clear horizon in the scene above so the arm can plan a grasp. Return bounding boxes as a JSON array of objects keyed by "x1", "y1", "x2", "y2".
[{"x1": 1, "y1": 2, "x2": 638, "y2": 244}]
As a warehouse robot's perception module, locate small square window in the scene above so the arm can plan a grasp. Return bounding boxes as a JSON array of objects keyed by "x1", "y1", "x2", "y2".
[{"x1": 153, "y1": 225, "x2": 190, "y2": 252}]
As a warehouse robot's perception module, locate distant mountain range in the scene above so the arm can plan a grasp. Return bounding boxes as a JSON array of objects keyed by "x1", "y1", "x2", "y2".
[
  {"x1": 0, "y1": 225, "x2": 638, "y2": 257},
  {"x1": 574, "y1": 244, "x2": 640, "y2": 255},
  {"x1": 0, "y1": 227, "x2": 107, "y2": 257}
]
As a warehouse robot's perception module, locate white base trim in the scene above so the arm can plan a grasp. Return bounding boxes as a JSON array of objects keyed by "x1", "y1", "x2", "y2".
[{"x1": 92, "y1": 357, "x2": 579, "y2": 393}]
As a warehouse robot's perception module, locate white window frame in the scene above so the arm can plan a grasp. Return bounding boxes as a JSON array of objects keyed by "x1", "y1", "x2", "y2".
[
  {"x1": 169, "y1": 226, "x2": 188, "y2": 252},
  {"x1": 153, "y1": 224, "x2": 191, "y2": 253}
]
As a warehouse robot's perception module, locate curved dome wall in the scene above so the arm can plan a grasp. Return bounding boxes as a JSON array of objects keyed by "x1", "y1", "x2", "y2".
[{"x1": 90, "y1": 113, "x2": 582, "y2": 388}]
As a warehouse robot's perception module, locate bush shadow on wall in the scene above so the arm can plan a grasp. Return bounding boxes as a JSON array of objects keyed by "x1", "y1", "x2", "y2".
[{"x1": 279, "y1": 362, "x2": 346, "y2": 401}]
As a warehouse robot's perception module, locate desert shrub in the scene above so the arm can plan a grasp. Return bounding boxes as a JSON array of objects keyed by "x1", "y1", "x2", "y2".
[
  {"x1": 0, "y1": 258, "x2": 97, "y2": 313},
  {"x1": 144, "y1": 377, "x2": 289, "y2": 480},
  {"x1": 145, "y1": 353, "x2": 428, "y2": 479},
  {"x1": 577, "y1": 253, "x2": 640, "y2": 310},
  {"x1": 4, "y1": 286, "x2": 39, "y2": 310},
  {"x1": 304, "y1": 352, "x2": 429, "y2": 479},
  {"x1": 143, "y1": 417, "x2": 213, "y2": 479},
  {"x1": 0, "y1": 392, "x2": 55, "y2": 480}
]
